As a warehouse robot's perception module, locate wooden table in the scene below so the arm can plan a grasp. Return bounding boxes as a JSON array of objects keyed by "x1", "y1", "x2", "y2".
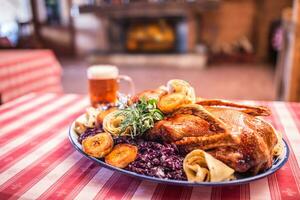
[
  {"x1": 0, "y1": 93, "x2": 299, "y2": 199},
  {"x1": 0, "y1": 50, "x2": 62, "y2": 103}
]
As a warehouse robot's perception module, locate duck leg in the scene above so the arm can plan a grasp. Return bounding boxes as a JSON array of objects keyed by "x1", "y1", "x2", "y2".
[
  {"x1": 196, "y1": 99, "x2": 271, "y2": 116},
  {"x1": 147, "y1": 104, "x2": 236, "y2": 151}
]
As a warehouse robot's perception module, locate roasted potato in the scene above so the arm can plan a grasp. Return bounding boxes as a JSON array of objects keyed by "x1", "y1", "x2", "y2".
[
  {"x1": 105, "y1": 144, "x2": 138, "y2": 168},
  {"x1": 157, "y1": 79, "x2": 196, "y2": 114},
  {"x1": 167, "y1": 79, "x2": 195, "y2": 100},
  {"x1": 97, "y1": 107, "x2": 117, "y2": 125},
  {"x1": 82, "y1": 132, "x2": 114, "y2": 158},
  {"x1": 158, "y1": 93, "x2": 191, "y2": 113}
]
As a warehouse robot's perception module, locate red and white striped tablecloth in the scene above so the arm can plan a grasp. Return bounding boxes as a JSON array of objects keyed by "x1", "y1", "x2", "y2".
[
  {"x1": 0, "y1": 50, "x2": 62, "y2": 103},
  {"x1": 0, "y1": 93, "x2": 300, "y2": 200}
]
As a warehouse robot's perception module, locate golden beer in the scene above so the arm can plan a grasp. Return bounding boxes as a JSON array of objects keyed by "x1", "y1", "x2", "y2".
[
  {"x1": 87, "y1": 65, "x2": 134, "y2": 107},
  {"x1": 89, "y1": 78, "x2": 118, "y2": 106}
]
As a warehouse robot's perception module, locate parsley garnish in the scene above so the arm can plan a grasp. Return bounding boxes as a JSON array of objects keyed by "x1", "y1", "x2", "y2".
[{"x1": 116, "y1": 98, "x2": 164, "y2": 138}]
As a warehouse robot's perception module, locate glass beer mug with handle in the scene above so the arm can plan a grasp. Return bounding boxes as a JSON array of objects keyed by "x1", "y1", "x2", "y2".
[{"x1": 87, "y1": 65, "x2": 135, "y2": 107}]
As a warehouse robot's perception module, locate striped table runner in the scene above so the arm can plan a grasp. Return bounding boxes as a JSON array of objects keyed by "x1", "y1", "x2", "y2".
[
  {"x1": 0, "y1": 50, "x2": 62, "y2": 103},
  {"x1": 0, "y1": 94, "x2": 299, "y2": 200}
]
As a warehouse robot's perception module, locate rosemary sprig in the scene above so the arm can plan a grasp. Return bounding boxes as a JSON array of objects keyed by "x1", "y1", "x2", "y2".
[{"x1": 115, "y1": 98, "x2": 164, "y2": 138}]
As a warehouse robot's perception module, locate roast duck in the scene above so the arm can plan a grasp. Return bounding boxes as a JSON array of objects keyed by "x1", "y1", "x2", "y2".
[{"x1": 132, "y1": 80, "x2": 281, "y2": 175}]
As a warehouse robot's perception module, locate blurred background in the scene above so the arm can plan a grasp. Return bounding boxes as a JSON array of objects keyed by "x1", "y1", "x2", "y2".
[{"x1": 1, "y1": 0, "x2": 299, "y2": 103}]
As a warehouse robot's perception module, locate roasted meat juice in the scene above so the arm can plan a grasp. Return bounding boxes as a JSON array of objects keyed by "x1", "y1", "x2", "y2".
[{"x1": 89, "y1": 78, "x2": 118, "y2": 107}]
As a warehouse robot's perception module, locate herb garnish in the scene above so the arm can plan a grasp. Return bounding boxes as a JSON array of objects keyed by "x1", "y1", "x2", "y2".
[{"x1": 116, "y1": 98, "x2": 164, "y2": 138}]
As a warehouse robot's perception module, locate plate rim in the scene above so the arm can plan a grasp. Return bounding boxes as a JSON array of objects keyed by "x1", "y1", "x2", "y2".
[{"x1": 68, "y1": 116, "x2": 290, "y2": 186}]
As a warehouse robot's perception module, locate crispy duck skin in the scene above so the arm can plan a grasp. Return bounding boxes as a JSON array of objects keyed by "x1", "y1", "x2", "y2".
[
  {"x1": 134, "y1": 85, "x2": 278, "y2": 174},
  {"x1": 196, "y1": 99, "x2": 271, "y2": 116},
  {"x1": 148, "y1": 103, "x2": 278, "y2": 174}
]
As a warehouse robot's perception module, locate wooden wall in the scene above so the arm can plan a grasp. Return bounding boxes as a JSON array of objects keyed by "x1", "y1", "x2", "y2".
[
  {"x1": 35, "y1": 0, "x2": 292, "y2": 60},
  {"x1": 200, "y1": 0, "x2": 293, "y2": 61},
  {"x1": 285, "y1": 0, "x2": 300, "y2": 101},
  {"x1": 255, "y1": 0, "x2": 293, "y2": 61},
  {"x1": 201, "y1": 0, "x2": 256, "y2": 53}
]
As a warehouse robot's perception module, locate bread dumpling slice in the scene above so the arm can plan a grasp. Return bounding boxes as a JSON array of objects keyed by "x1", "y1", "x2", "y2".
[
  {"x1": 273, "y1": 131, "x2": 284, "y2": 158},
  {"x1": 183, "y1": 149, "x2": 235, "y2": 182},
  {"x1": 103, "y1": 110, "x2": 131, "y2": 136}
]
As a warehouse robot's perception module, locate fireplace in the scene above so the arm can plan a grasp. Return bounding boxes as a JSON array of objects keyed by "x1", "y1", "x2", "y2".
[
  {"x1": 78, "y1": 1, "x2": 220, "y2": 68},
  {"x1": 108, "y1": 17, "x2": 187, "y2": 53},
  {"x1": 126, "y1": 19, "x2": 175, "y2": 53}
]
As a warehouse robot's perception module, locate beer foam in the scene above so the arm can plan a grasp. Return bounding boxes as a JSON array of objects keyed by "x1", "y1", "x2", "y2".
[{"x1": 87, "y1": 65, "x2": 119, "y2": 79}]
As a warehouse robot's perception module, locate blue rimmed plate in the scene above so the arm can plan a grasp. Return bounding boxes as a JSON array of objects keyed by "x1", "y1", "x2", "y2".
[{"x1": 68, "y1": 115, "x2": 289, "y2": 186}]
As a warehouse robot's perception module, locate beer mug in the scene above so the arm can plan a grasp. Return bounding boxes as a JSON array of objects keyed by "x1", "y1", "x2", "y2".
[{"x1": 87, "y1": 65, "x2": 135, "y2": 107}]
